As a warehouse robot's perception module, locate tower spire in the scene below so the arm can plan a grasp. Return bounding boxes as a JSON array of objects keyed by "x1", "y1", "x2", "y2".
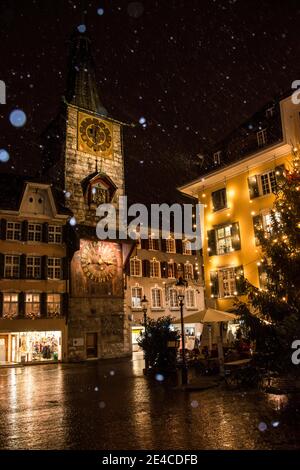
[{"x1": 65, "y1": 28, "x2": 104, "y2": 114}]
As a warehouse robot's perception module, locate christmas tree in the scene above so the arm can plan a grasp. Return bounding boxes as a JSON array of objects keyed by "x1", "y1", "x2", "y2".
[{"x1": 235, "y1": 148, "x2": 300, "y2": 371}]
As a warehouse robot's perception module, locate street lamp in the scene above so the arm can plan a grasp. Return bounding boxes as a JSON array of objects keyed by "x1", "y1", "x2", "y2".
[
  {"x1": 141, "y1": 294, "x2": 149, "y2": 372},
  {"x1": 175, "y1": 276, "x2": 188, "y2": 385}
]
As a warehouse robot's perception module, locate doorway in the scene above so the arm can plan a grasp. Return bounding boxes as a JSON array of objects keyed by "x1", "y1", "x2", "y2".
[
  {"x1": 86, "y1": 333, "x2": 98, "y2": 358},
  {"x1": 0, "y1": 335, "x2": 8, "y2": 362}
]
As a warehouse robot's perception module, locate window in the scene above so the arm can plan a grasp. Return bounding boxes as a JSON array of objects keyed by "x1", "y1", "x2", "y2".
[
  {"x1": 183, "y1": 240, "x2": 192, "y2": 255},
  {"x1": 260, "y1": 170, "x2": 276, "y2": 195},
  {"x1": 6, "y1": 222, "x2": 21, "y2": 241},
  {"x1": 184, "y1": 263, "x2": 193, "y2": 280},
  {"x1": 28, "y1": 223, "x2": 42, "y2": 242},
  {"x1": 216, "y1": 225, "x2": 233, "y2": 254},
  {"x1": 91, "y1": 183, "x2": 110, "y2": 205},
  {"x1": 212, "y1": 188, "x2": 227, "y2": 211},
  {"x1": 131, "y1": 286, "x2": 143, "y2": 309},
  {"x1": 215, "y1": 268, "x2": 237, "y2": 298},
  {"x1": 213, "y1": 150, "x2": 221, "y2": 165},
  {"x1": 25, "y1": 293, "x2": 40, "y2": 318},
  {"x1": 3, "y1": 293, "x2": 18, "y2": 319},
  {"x1": 151, "y1": 287, "x2": 162, "y2": 309},
  {"x1": 47, "y1": 258, "x2": 62, "y2": 280},
  {"x1": 150, "y1": 259, "x2": 160, "y2": 278},
  {"x1": 167, "y1": 262, "x2": 175, "y2": 278},
  {"x1": 186, "y1": 289, "x2": 196, "y2": 308},
  {"x1": 169, "y1": 288, "x2": 178, "y2": 308},
  {"x1": 166, "y1": 237, "x2": 176, "y2": 253},
  {"x1": 258, "y1": 265, "x2": 268, "y2": 290},
  {"x1": 47, "y1": 294, "x2": 61, "y2": 317},
  {"x1": 26, "y1": 256, "x2": 41, "y2": 279},
  {"x1": 266, "y1": 106, "x2": 274, "y2": 118},
  {"x1": 148, "y1": 236, "x2": 159, "y2": 250},
  {"x1": 48, "y1": 225, "x2": 62, "y2": 244},
  {"x1": 257, "y1": 129, "x2": 267, "y2": 147},
  {"x1": 4, "y1": 255, "x2": 20, "y2": 278},
  {"x1": 130, "y1": 257, "x2": 142, "y2": 277}
]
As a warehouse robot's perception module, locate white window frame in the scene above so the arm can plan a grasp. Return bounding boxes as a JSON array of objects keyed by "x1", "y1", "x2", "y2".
[
  {"x1": 259, "y1": 170, "x2": 276, "y2": 196},
  {"x1": 166, "y1": 237, "x2": 176, "y2": 253},
  {"x1": 3, "y1": 293, "x2": 18, "y2": 319},
  {"x1": 130, "y1": 257, "x2": 142, "y2": 277},
  {"x1": 26, "y1": 256, "x2": 41, "y2": 279},
  {"x1": 169, "y1": 288, "x2": 178, "y2": 309},
  {"x1": 48, "y1": 225, "x2": 62, "y2": 244},
  {"x1": 218, "y1": 268, "x2": 237, "y2": 298},
  {"x1": 25, "y1": 293, "x2": 41, "y2": 318},
  {"x1": 183, "y1": 240, "x2": 192, "y2": 255},
  {"x1": 47, "y1": 258, "x2": 62, "y2": 280},
  {"x1": 148, "y1": 236, "x2": 159, "y2": 251},
  {"x1": 47, "y1": 294, "x2": 61, "y2": 317},
  {"x1": 131, "y1": 285, "x2": 143, "y2": 309},
  {"x1": 150, "y1": 259, "x2": 160, "y2": 278},
  {"x1": 186, "y1": 288, "x2": 196, "y2": 309},
  {"x1": 28, "y1": 223, "x2": 42, "y2": 242},
  {"x1": 216, "y1": 224, "x2": 233, "y2": 255},
  {"x1": 257, "y1": 128, "x2": 267, "y2": 147},
  {"x1": 4, "y1": 255, "x2": 20, "y2": 278},
  {"x1": 151, "y1": 286, "x2": 163, "y2": 309},
  {"x1": 6, "y1": 221, "x2": 21, "y2": 241},
  {"x1": 184, "y1": 262, "x2": 193, "y2": 280}
]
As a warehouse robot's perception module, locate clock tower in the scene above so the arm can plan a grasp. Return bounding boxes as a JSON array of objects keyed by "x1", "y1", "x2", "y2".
[{"x1": 43, "y1": 30, "x2": 132, "y2": 361}]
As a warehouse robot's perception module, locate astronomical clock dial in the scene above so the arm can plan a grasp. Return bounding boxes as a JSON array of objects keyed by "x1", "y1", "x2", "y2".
[
  {"x1": 81, "y1": 241, "x2": 117, "y2": 283},
  {"x1": 78, "y1": 112, "x2": 113, "y2": 157}
]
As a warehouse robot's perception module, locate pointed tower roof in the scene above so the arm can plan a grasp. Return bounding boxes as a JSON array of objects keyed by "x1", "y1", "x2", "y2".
[{"x1": 65, "y1": 29, "x2": 104, "y2": 113}]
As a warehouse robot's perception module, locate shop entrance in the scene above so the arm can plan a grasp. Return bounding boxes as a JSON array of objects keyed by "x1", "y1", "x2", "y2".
[
  {"x1": 0, "y1": 335, "x2": 8, "y2": 362},
  {"x1": 86, "y1": 333, "x2": 98, "y2": 358}
]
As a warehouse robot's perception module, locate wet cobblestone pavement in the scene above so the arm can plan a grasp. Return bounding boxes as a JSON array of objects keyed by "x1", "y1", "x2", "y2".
[{"x1": 0, "y1": 354, "x2": 300, "y2": 450}]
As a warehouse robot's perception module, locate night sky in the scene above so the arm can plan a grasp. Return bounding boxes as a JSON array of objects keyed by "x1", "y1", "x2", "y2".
[{"x1": 1, "y1": 0, "x2": 300, "y2": 202}]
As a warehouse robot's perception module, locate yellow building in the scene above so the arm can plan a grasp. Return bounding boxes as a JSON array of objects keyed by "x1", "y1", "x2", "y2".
[{"x1": 179, "y1": 94, "x2": 300, "y2": 313}]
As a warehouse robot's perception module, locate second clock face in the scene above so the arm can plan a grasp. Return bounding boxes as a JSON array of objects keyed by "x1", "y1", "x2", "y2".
[
  {"x1": 78, "y1": 113, "x2": 113, "y2": 156},
  {"x1": 81, "y1": 241, "x2": 118, "y2": 283}
]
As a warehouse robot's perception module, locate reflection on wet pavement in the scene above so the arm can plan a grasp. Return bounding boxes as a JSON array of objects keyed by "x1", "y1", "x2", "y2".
[{"x1": 0, "y1": 354, "x2": 299, "y2": 450}]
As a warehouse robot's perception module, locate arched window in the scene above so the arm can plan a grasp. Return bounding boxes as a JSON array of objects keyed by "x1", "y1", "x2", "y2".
[
  {"x1": 150, "y1": 259, "x2": 160, "y2": 278},
  {"x1": 131, "y1": 285, "x2": 143, "y2": 309},
  {"x1": 151, "y1": 286, "x2": 163, "y2": 309},
  {"x1": 169, "y1": 288, "x2": 178, "y2": 309},
  {"x1": 166, "y1": 236, "x2": 176, "y2": 253},
  {"x1": 184, "y1": 262, "x2": 193, "y2": 280},
  {"x1": 130, "y1": 257, "x2": 142, "y2": 277}
]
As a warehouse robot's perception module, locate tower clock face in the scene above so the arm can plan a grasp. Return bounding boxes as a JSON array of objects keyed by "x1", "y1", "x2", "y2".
[
  {"x1": 81, "y1": 241, "x2": 117, "y2": 283},
  {"x1": 78, "y1": 112, "x2": 113, "y2": 156}
]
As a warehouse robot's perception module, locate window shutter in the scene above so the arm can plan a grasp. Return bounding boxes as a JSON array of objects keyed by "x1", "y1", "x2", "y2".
[
  {"x1": 175, "y1": 239, "x2": 183, "y2": 254},
  {"x1": 140, "y1": 238, "x2": 149, "y2": 250},
  {"x1": 18, "y1": 291, "x2": 25, "y2": 317},
  {"x1": 194, "y1": 264, "x2": 199, "y2": 281},
  {"x1": 174, "y1": 262, "x2": 178, "y2": 279},
  {"x1": 42, "y1": 255, "x2": 48, "y2": 280},
  {"x1": 20, "y1": 254, "x2": 26, "y2": 279},
  {"x1": 0, "y1": 291, "x2": 3, "y2": 317},
  {"x1": 61, "y1": 293, "x2": 68, "y2": 318},
  {"x1": 161, "y1": 238, "x2": 167, "y2": 252},
  {"x1": 248, "y1": 175, "x2": 259, "y2": 199},
  {"x1": 62, "y1": 225, "x2": 68, "y2": 244},
  {"x1": 235, "y1": 266, "x2": 246, "y2": 295},
  {"x1": 252, "y1": 214, "x2": 263, "y2": 245},
  {"x1": 207, "y1": 229, "x2": 216, "y2": 256},
  {"x1": 42, "y1": 222, "x2": 49, "y2": 243},
  {"x1": 210, "y1": 271, "x2": 219, "y2": 297},
  {"x1": 62, "y1": 257, "x2": 69, "y2": 280},
  {"x1": 160, "y1": 261, "x2": 168, "y2": 278},
  {"x1": 125, "y1": 259, "x2": 131, "y2": 276},
  {"x1": 0, "y1": 219, "x2": 7, "y2": 240},
  {"x1": 142, "y1": 259, "x2": 150, "y2": 277},
  {"x1": 0, "y1": 253, "x2": 4, "y2": 278},
  {"x1": 21, "y1": 221, "x2": 28, "y2": 241},
  {"x1": 231, "y1": 222, "x2": 241, "y2": 251},
  {"x1": 40, "y1": 292, "x2": 47, "y2": 317}
]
